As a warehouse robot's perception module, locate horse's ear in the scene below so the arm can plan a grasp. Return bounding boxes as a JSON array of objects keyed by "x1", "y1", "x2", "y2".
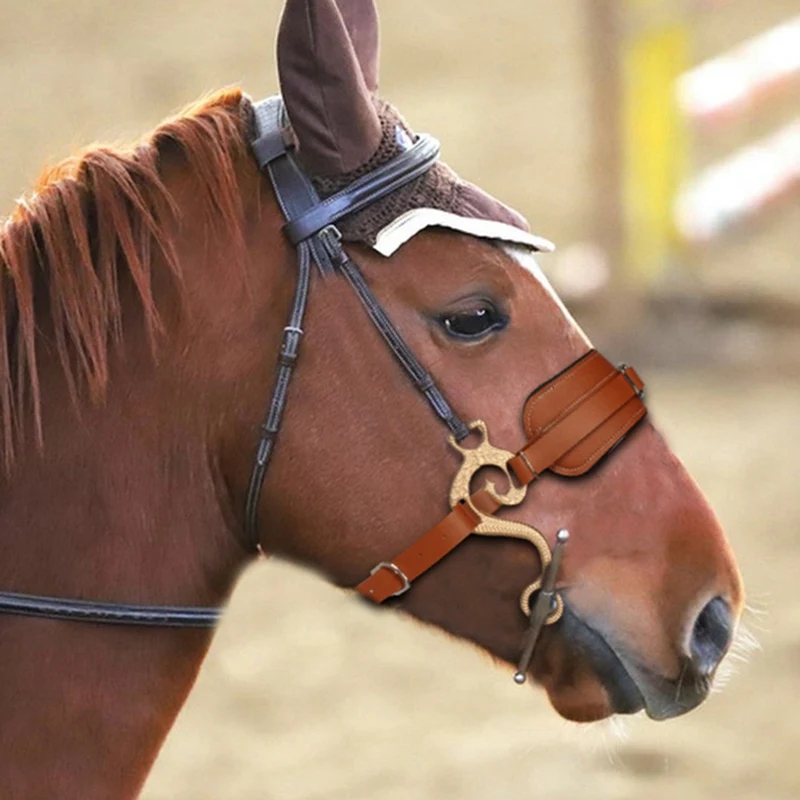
[
  {"x1": 277, "y1": 0, "x2": 382, "y2": 176},
  {"x1": 337, "y1": 0, "x2": 380, "y2": 93}
]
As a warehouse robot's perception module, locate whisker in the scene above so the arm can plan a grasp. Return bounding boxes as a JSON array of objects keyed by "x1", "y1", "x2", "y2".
[
  {"x1": 674, "y1": 659, "x2": 689, "y2": 702},
  {"x1": 731, "y1": 621, "x2": 761, "y2": 657},
  {"x1": 711, "y1": 618, "x2": 761, "y2": 694},
  {"x1": 743, "y1": 600, "x2": 770, "y2": 617}
]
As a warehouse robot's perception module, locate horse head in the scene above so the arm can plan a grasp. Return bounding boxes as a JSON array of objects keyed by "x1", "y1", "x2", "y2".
[
  {"x1": 0, "y1": 0, "x2": 745, "y2": 793},
  {"x1": 218, "y1": 0, "x2": 744, "y2": 723}
]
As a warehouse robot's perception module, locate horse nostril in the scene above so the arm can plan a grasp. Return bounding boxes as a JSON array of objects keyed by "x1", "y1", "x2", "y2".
[{"x1": 689, "y1": 596, "x2": 733, "y2": 676}]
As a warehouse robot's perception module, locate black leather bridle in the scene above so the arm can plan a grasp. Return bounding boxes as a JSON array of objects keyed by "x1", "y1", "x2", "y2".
[
  {"x1": 0, "y1": 95, "x2": 468, "y2": 627},
  {"x1": 243, "y1": 96, "x2": 469, "y2": 553}
]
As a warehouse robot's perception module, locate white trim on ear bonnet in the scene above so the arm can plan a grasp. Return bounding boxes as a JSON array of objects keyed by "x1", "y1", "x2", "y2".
[{"x1": 372, "y1": 207, "x2": 555, "y2": 257}]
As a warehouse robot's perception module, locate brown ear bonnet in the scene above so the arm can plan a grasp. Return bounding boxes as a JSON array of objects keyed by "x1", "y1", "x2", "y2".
[{"x1": 271, "y1": 0, "x2": 535, "y2": 247}]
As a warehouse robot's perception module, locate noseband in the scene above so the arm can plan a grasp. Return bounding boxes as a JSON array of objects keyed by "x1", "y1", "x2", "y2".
[{"x1": 0, "y1": 96, "x2": 647, "y2": 677}]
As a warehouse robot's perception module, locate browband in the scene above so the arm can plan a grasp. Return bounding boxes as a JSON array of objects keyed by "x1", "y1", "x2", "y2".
[
  {"x1": 283, "y1": 135, "x2": 441, "y2": 245},
  {"x1": 356, "y1": 350, "x2": 646, "y2": 602}
]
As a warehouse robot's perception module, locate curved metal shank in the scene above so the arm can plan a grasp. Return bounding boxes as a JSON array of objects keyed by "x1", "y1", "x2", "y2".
[{"x1": 448, "y1": 420, "x2": 563, "y2": 621}]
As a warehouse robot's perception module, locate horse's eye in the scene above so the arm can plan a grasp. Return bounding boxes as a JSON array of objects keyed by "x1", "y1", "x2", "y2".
[{"x1": 439, "y1": 302, "x2": 507, "y2": 341}]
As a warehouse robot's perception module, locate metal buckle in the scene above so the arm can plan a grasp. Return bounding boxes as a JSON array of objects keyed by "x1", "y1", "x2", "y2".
[
  {"x1": 619, "y1": 364, "x2": 644, "y2": 399},
  {"x1": 317, "y1": 224, "x2": 345, "y2": 270},
  {"x1": 319, "y1": 224, "x2": 342, "y2": 243},
  {"x1": 369, "y1": 562, "x2": 411, "y2": 598}
]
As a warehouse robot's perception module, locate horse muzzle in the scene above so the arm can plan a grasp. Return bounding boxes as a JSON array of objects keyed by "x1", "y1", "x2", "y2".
[{"x1": 548, "y1": 597, "x2": 735, "y2": 720}]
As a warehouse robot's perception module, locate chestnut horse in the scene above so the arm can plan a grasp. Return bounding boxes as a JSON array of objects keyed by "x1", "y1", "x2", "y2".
[{"x1": 0, "y1": 0, "x2": 742, "y2": 797}]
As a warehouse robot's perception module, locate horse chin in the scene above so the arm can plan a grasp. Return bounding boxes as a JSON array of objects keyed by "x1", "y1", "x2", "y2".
[{"x1": 530, "y1": 605, "x2": 646, "y2": 722}]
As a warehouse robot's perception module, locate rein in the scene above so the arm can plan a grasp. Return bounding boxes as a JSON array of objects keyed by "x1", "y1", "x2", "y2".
[
  {"x1": 0, "y1": 96, "x2": 647, "y2": 678},
  {"x1": 0, "y1": 592, "x2": 220, "y2": 628}
]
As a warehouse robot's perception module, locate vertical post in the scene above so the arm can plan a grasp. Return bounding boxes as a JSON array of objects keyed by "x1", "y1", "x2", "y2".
[
  {"x1": 586, "y1": 0, "x2": 625, "y2": 284},
  {"x1": 584, "y1": 0, "x2": 649, "y2": 340},
  {"x1": 621, "y1": 0, "x2": 690, "y2": 283}
]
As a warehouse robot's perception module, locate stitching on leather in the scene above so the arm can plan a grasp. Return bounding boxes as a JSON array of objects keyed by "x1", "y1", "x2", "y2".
[
  {"x1": 517, "y1": 450, "x2": 536, "y2": 481},
  {"x1": 298, "y1": 136, "x2": 431, "y2": 222},
  {"x1": 524, "y1": 351, "x2": 602, "y2": 437},
  {"x1": 528, "y1": 371, "x2": 617, "y2": 440},
  {"x1": 554, "y1": 405, "x2": 646, "y2": 475},
  {"x1": 524, "y1": 352, "x2": 601, "y2": 435}
]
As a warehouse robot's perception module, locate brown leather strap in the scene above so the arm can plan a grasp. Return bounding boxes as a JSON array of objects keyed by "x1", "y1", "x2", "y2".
[
  {"x1": 357, "y1": 489, "x2": 500, "y2": 602},
  {"x1": 356, "y1": 350, "x2": 647, "y2": 603}
]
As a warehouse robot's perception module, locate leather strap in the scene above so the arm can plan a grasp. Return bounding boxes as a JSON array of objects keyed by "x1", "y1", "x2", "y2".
[
  {"x1": 244, "y1": 98, "x2": 318, "y2": 551},
  {"x1": 357, "y1": 350, "x2": 646, "y2": 603},
  {"x1": 0, "y1": 590, "x2": 221, "y2": 627},
  {"x1": 333, "y1": 248, "x2": 469, "y2": 442},
  {"x1": 244, "y1": 99, "x2": 467, "y2": 551},
  {"x1": 509, "y1": 354, "x2": 645, "y2": 483},
  {"x1": 358, "y1": 490, "x2": 500, "y2": 601},
  {"x1": 282, "y1": 135, "x2": 440, "y2": 245}
]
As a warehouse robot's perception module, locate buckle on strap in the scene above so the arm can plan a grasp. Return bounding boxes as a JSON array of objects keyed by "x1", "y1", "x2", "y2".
[
  {"x1": 619, "y1": 364, "x2": 645, "y2": 398},
  {"x1": 369, "y1": 562, "x2": 411, "y2": 598},
  {"x1": 282, "y1": 134, "x2": 440, "y2": 245}
]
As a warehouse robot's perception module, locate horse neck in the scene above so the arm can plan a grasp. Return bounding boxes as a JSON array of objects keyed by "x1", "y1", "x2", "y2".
[
  {"x1": 0, "y1": 377, "x2": 241, "y2": 799},
  {"x1": 0, "y1": 151, "x2": 267, "y2": 798}
]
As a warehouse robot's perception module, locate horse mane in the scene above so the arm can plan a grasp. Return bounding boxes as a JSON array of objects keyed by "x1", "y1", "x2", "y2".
[{"x1": 0, "y1": 88, "x2": 249, "y2": 471}]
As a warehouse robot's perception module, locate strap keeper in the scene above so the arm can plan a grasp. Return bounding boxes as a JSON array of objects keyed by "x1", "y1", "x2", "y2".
[
  {"x1": 418, "y1": 374, "x2": 435, "y2": 392},
  {"x1": 509, "y1": 451, "x2": 537, "y2": 486},
  {"x1": 252, "y1": 129, "x2": 288, "y2": 168},
  {"x1": 278, "y1": 326, "x2": 303, "y2": 367},
  {"x1": 454, "y1": 498, "x2": 481, "y2": 527},
  {"x1": 277, "y1": 350, "x2": 298, "y2": 367}
]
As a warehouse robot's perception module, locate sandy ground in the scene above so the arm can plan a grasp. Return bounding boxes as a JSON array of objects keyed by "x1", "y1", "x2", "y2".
[{"x1": 1, "y1": 1, "x2": 798, "y2": 798}]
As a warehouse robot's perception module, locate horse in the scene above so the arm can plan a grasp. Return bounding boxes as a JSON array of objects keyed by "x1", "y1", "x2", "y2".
[{"x1": 0, "y1": 0, "x2": 743, "y2": 797}]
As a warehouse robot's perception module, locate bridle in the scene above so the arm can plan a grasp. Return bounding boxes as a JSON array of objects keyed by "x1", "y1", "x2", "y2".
[{"x1": 0, "y1": 96, "x2": 647, "y2": 678}]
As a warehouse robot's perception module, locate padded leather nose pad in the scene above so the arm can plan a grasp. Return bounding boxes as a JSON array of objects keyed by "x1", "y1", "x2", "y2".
[{"x1": 518, "y1": 350, "x2": 647, "y2": 478}]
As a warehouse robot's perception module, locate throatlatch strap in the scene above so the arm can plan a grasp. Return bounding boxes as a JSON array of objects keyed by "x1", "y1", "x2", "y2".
[{"x1": 356, "y1": 350, "x2": 646, "y2": 603}]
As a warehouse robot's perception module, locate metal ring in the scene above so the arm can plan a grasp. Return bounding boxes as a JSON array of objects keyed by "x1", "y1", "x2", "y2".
[
  {"x1": 283, "y1": 325, "x2": 304, "y2": 335},
  {"x1": 369, "y1": 561, "x2": 411, "y2": 597}
]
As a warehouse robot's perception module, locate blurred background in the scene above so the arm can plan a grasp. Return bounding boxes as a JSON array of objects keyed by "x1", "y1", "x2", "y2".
[{"x1": 1, "y1": 1, "x2": 798, "y2": 798}]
